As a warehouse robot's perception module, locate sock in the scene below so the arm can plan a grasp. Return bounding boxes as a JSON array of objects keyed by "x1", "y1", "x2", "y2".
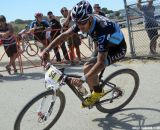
[{"x1": 93, "y1": 85, "x2": 102, "y2": 93}]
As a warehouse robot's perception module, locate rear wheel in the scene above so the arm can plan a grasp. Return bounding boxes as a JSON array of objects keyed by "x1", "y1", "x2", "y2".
[
  {"x1": 96, "y1": 69, "x2": 139, "y2": 113},
  {"x1": 14, "y1": 90, "x2": 65, "y2": 130}
]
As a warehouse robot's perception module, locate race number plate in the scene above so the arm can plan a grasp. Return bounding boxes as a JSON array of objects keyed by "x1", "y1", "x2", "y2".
[{"x1": 45, "y1": 66, "x2": 62, "y2": 84}]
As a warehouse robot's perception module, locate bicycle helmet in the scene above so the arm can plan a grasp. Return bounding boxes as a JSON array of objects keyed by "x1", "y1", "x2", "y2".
[
  {"x1": 34, "y1": 12, "x2": 43, "y2": 18},
  {"x1": 0, "y1": 15, "x2": 6, "y2": 22},
  {"x1": 71, "y1": 0, "x2": 92, "y2": 22}
]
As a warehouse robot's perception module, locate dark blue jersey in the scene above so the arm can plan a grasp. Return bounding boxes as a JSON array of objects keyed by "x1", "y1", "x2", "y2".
[
  {"x1": 30, "y1": 20, "x2": 49, "y2": 31},
  {"x1": 72, "y1": 14, "x2": 124, "y2": 52}
]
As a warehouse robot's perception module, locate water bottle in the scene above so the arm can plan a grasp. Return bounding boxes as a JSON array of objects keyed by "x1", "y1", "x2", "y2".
[{"x1": 78, "y1": 85, "x2": 88, "y2": 96}]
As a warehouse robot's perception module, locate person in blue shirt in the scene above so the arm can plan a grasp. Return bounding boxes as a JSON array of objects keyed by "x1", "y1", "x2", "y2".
[
  {"x1": 29, "y1": 12, "x2": 50, "y2": 65},
  {"x1": 30, "y1": 12, "x2": 49, "y2": 46},
  {"x1": 137, "y1": 0, "x2": 158, "y2": 54},
  {"x1": 40, "y1": 1, "x2": 126, "y2": 107}
]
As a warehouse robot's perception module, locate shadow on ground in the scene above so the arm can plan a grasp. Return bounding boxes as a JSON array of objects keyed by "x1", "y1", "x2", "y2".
[
  {"x1": 0, "y1": 72, "x2": 44, "y2": 82},
  {"x1": 93, "y1": 107, "x2": 160, "y2": 130}
]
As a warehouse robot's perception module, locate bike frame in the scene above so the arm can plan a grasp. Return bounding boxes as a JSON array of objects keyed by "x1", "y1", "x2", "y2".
[{"x1": 64, "y1": 68, "x2": 118, "y2": 105}]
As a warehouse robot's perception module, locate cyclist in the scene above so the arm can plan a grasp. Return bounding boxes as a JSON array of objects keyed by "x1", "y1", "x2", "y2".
[
  {"x1": 29, "y1": 12, "x2": 50, "y2": 65},
  {"x1": 40, "y1": 0, "x2": 127, "y2": 107}
]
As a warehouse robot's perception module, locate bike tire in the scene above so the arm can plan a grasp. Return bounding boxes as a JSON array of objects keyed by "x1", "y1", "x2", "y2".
[
  {"x1": 14, "y1": 90, "x2": 65, "y2": 130},
  {"x1": 26, "y1": 43, "x2": 39, "y2": 57},
  {"x1": 96, "y1": 69, "x2": 139, "y2": 113}
]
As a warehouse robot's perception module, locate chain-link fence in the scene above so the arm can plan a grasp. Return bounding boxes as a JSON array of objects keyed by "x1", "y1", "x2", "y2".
[{"x1": 124, "y1": 0, "x2": 160, "y2": 59}]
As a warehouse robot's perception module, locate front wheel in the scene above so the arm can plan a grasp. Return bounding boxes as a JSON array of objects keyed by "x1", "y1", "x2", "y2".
[
  {"x1": 14, "y1": 90, "x2": 65, "y2": 130},
  {"x1": 96, "y1": 69, "x2": 139, "y2": 113}
]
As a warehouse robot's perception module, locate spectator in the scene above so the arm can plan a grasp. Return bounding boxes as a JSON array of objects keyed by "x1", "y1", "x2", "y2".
[
  {"x1": 60, "y1": 7, "x2": 82, "y2": 65},
  {"x1": 47, "y1": 11, "x2": 70, "y2": 63},
  {"x1": 0, "y1": 15, "x2": 18, "y2": 74},
  {"x1": 93, "y1": 4, "x2": 105, "y2": 16},
  {"x1": 29, "y1": 12, "x2": 50, "y2": 65},
  {"x1": 137, "y1": 0, "x2": 158, "y2": 54}
]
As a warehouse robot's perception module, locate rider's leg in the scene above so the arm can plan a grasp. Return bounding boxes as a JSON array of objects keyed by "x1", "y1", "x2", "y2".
[
  {"x1": 82, "y1": 61, "x2": 105, "y2": 107},
  {"x1": 82, "y1": 40, "x2": 127, "y2": 107},
  {"x1": 83, "y1": 63, "x2": 99, "y2": 92},
  {"x1": 11, "y1": 53, "x2": 18, "y2": 72}
]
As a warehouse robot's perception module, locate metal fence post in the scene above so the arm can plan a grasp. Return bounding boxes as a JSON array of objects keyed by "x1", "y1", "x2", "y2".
[{"x1": 123, "y1": 0, "x2": 136, "y2": 58}]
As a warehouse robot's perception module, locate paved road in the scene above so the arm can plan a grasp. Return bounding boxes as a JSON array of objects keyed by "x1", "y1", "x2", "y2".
[{"x1": 0, "y1": 60, "x2": 160, "y2": 130}]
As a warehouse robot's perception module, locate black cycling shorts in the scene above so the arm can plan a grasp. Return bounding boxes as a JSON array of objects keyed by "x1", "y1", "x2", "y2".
[
  {"x1": 86, "y1": 39, "x2": 127, "y2": 66},
  {"x1": 4, "y1": 43, "x2": 17, "y2": 57}
]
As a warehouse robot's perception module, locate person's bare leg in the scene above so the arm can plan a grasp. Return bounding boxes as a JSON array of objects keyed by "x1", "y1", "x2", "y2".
[
  {"x1": 8, "y1": 53, "x2": 18, "y2": 73},
  {"x1": 83, "y1": 63, "x2": 99, "y2": 91},
  {"x1": 12, "y1": 59, "x2": 17, "y2": 72},
  {"x1": 75, "y1": 45, "x2": 81, "y2": 60},
  {"x1": 69, "y1": 45, "x2": 75, "y2": 64}
]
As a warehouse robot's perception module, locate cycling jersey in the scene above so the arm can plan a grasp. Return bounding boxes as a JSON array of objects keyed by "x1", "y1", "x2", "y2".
[
  {"x1": 30, "y1": 20, "x2": 49, "y2": 41},
  {"x1": 30, "y1": 20, "x2": 49, "y2": 32},
  {"x1": 72, "y1": 14, "x2": 126, "y2": 65},
  {"x1": 72, "y1": 14, "x2": 125, "y2": 53}
]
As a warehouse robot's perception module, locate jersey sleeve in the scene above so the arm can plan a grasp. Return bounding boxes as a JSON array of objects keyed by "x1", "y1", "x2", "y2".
[{"x1": 71, "y1": 24, "x2": 80, "y2": 33}]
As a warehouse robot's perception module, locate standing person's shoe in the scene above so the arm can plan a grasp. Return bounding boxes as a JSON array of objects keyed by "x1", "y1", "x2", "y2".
[
  {"x1": 13, "y1": 69, "x2": 18, "y2": 74},
  {"x1": 5, "y1": 65, "x2": 11, "y2": 75},
  {"x1": 63, "y1": 59, "x2": 70, "y2": 64}
]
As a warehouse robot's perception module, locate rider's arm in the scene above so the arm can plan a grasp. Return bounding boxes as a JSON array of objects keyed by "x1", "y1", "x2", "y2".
[{"x1": 44, "y1": 27, "x2": 75, "y2": 52}]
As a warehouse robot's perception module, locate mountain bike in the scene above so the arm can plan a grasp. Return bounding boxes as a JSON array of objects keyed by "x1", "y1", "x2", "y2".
[
  {"x1": 14, "y1": 63, "x2": 139, "y2": 130},
  {"x1": 17, "y1": 33, "x2": 39, "y2": 57}
]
